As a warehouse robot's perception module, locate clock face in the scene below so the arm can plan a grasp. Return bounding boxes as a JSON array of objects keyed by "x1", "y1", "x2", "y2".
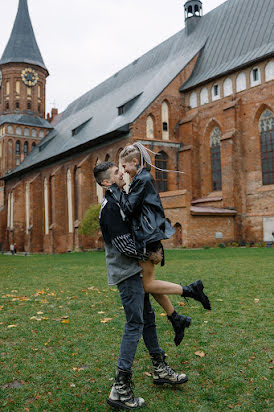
[{"x1": 21, "y1": 68, "x2": 39, "y2": 87}]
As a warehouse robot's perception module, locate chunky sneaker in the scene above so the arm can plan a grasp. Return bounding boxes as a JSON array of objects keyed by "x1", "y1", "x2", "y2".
[
  {"x1": 151, "y1": 353, "x2": 188, "y2": 385},
  {"x1": 107, "y1": 368, "x2": 145, "y2": 410},
  {"x1": 168, "y1": 311, "x2": 192, "y2": 346},
  {"x1": 182, "y1": 279, "x2": 211, "y2": 310}
]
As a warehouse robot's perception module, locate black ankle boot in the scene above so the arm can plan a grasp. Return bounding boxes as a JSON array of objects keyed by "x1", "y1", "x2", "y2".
[
  {"x1": 182, "y1": 279, "x2": 211, "y2": 310},
  {"x1": 150, "y1": 353, "x2": 188, "y2": 385},
  {"x1": 168, "y1": 311, "x2": 192, "y2": 346},
  {"x1": 107, "y1": 368, "x2": 145, "y2": 409}
]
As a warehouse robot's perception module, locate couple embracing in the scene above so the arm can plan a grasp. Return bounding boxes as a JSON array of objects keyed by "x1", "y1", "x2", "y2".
[{"x1": 93, "y1": 142, "x2": 211, "y2": 410}]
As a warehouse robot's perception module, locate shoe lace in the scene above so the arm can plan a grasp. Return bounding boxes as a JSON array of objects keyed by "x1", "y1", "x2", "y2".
[{"x1": 162, "y1": 361, "x2": 176, "y2": 376}]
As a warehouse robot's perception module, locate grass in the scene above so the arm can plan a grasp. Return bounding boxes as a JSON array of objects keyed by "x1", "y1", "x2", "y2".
[{"x1": 0, "y1": 248, "x2": 273, "y2": 411}]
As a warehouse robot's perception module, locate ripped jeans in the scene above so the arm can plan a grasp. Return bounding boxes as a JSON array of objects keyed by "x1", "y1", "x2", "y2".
[{"x1": 117, "y1": 272, "x2": 164, "y2": 372}]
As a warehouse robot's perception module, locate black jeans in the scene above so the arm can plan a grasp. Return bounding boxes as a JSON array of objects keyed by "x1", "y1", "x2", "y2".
[{"x1": 117, "y1": 273, "x2": 164, "y2": 372}]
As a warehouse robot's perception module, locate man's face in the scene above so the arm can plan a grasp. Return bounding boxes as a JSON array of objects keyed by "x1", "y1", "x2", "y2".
[{"x1": 107, "y1": 166, "x2": 125, "y2": 189}]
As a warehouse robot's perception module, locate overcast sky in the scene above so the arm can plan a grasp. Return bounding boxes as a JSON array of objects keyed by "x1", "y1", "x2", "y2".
[{"x1": 0, "y1": 0, "x2": 227, "y2": 114}]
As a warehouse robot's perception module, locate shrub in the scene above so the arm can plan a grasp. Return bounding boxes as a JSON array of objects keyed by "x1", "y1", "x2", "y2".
[
  {"x1": 218, "y1": 243, "x2": 225, "y2": 248},
  {"x1": 79, "y1": 204, "x2": 101, "y2": 236},
  {"x1": 203, "y1": 246, "x2": 211, "y2": 250}
]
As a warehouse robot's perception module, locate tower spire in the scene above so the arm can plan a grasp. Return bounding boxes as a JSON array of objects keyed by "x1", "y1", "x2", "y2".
[{"x1": 0, "y1": 0, "x2": 48, "y2": 73}]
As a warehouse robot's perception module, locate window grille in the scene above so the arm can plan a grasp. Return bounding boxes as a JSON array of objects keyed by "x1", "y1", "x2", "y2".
[
  {"x1": 210, "y1": 127, "x2": 222, "y2": 191},
  {"x1": 259, "y1": 110, "x2": 274, "y2": 185},
  {"x1": 155, "y1": 151, "x2": 168, "y2": 192}
]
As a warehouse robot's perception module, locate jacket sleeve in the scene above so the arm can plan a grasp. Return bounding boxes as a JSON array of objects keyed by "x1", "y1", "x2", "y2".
[{"x1": 110, "y1": 179, "x2": 147, "y2": 218}]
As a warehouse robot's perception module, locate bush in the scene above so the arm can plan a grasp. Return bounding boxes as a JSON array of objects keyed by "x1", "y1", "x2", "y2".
[
  {"x1": 203, "y1": 246, "x2": 211, "y2": 250},
  {"x1": 79, "y1": 204, "x2": 101, "y2": 236},
  {"x1": 218, "y1": 243, "x2": 225, "y2": 248}
]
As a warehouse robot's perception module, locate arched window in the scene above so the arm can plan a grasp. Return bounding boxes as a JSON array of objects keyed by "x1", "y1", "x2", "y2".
[
  {"x1": 74, "y1": 167, "x2": 81, "y2": 219},
  {"x1": 250, "y1": 67, "x2": 261, "y2": 87},
  {"x1": 8, "y1": 140, "x2": 13, "y2": 171},
  {"x1": 24, "y1": 141, "x2": 29, "y2": 156},
  {"x1": 161, "y1": 101, "x2": 169, "y2": 140},
  {"x1": 174, "y1": 223, "x2": 182, "y2": 247},
  {"x1": 39, "y1": 130, "x2": 44, "y2": 138},
  {"x1": 210, "y1": 127, "x2": 222, "y2": 191},
  {"x1": 95, "y1": 160, "x2": 104, "y2": 203},
  {"x1": 155, "y1": 151, "x2": 168, "y2": 192},
  {"x1": 212, "y1": 84, "x2": 220, "y2": 101},
  {"x1": 24, "y1": 128, "x2": 29, "y2": 137},
  {"x1": 44, "y1": 178, "x2": 49, "y2": 235},
  {"x1": 190, "y1": 92, "x2": 198, "y2": 108},
  {"x1": 200, "y1": 87, "x2": 209, "y2": 105},
  {"x1": 265, "y1": 61, "x2": 274, "y2": 82},
  {"x1": 32, "y1": 142, "x2": 36, "y2": 148},
  {"x1": 6, "y1": 81, "x2": 10, "y2": 95},
  {"x1": 27, "y1": 102, "x2": 32, "y2": 110},
  {"x1": 105, "y1": 154, "x2": 110, "y2": 161},
  {"x1": 259, "y1": 110, "x2": 274, "y2": 185},
  {"x1": 25, "y1": 183, "x2": 30, "y2": 234},
  {"x1": 7, "y1": 125, "x2": 13, "y2": 134},
  {"x1": 67, "y1": 170, "x2": 73, "y2": 233},
  {"x1": 31, "y1": 129, "x2": 37, "y2": 137},
  {"x1": 223, "y1": 78, "x2": 233, "y2": 97},
  {"x1": 16, "y1": 127, "x2": 22, "y2": 135},
  {"x1": 16, "y1": 141, "x2": 21, "y2": 155},
  {"x1": 146, "y1": 115, "x2": 154, "y2": 139},
  {"x1": 236, "y1": 72, "x2": 247, "y2": 92}
]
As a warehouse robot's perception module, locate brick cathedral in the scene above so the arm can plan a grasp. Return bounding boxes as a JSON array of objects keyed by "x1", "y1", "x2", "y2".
[{"x1": 0, "y1": 0, "x2": 273, "y2": 253}]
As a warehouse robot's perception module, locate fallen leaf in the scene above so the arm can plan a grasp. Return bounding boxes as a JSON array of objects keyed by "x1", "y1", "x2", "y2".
[
  {"x1": 216, "y1": 299, "x2": 223, "y2": 302},
  {"x1": 7, "y1": 325, "x2": 17, "y2": 328},
  {"x1": 37, "y1": 311, "x2": 44, "y2": 315},
  {"x1": 254, "y1": 298, "x2": 260, "y2": 303},
  {"x1": 61, "y1": 319, "x2": 70, "y2": 324},
  {"x1": 195, "y1": 351, "x2": 206, "y2": 358},
  {"x1": 98, "y1": 311, "x2": 105, "y2": 314},
  {"x1": 143, "y1": 372, "x2": 152, "y2": 377},
  {"x1": 204, "y1": 321, "x2": 208, "y2": 324},
  {"x1": 69, "y1": 383, "x2": 76, "y2": 388},
  {"x1": 100, "y1": 318, "x2": 112, "y2": 323},
  {"x1": 160, "y1": 313, "x2": 167, "y2": 316},
  {"x1": 228, "y1": 405, "x2": 234, "y2": 409},
  {"x1": 178, "y1": 301, "x2": 186, "y2": 307}
]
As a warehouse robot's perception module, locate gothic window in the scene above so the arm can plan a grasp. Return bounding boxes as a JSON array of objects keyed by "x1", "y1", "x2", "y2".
[
  {"x1": 223, "y1": 78, "x2": 233, "y2": 97},
  {"x1": 174, "y1": 223, "x2": 183, "y2": 246},
  {"x1": 74, "y1": 167, "x2": 81, "y2": 219},
  {"x1": 200, "y1": 87, "x2": 209, "y2": 105},
  {"x1": 236, "y1": 72, "x2": 246, "y2": 92},
  {"x1": 44, "y1": 178, "x2": 49, "y2": 235},
  {"x1": 155, "y1": 151, "x2": 168, "y2": 192},
  {"x1": 259, "y1": 110, "x2": 274, "y2": 185},
  {"x1": 146, "y1": 115, "x2": 154, "y2": 139},
  {"x1": 67, "y1": 170, "x2": 73, "y2": 233},
  {"x1": 190, "y1": 92, "x2": 198, "y2": 108},
  {"x1": 24, "y1": 141, "x2": 29, "y2": 156},
  {"x1": 210, "y1": 127, "x2": 222, "y2": 191},
  {"x1": 24, "y1": 128, "x2": 29, "y2": 136},
  {"x1": 8, "y1": 192, "x2": 14, "y2": 229},
  {"x1": 8, "y1": 140, "x2": 13, "y2": 171},
  {"x1": 7, "y1": 193, "x2": 11, "y2": 227},
  {"x1": 265, "y1": 61, "x2": 274, "y2": 82},
  {"x1": 25, "y1": 183, "x2": 30, "y2": 234},
  {"x1": 95, "y1": 160, "x2": 104, "y2": 203},
  {"x1": 250, "y1": 67, "x2": 261, "y2": 87},
  {"x1": 16, "y1": 141, "x2": 21, "y2": 155},
  {"x1": 161, "y1": 101, "x2": 169, "y2": 140},
  {"x1": 27, "y1": 102, "x2": 32, "y2": 110}
]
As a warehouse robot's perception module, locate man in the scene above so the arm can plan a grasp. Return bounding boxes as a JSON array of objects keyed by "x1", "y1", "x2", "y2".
[{"x1": 93, "y1": 162, "x2": 188, "y2": 410}]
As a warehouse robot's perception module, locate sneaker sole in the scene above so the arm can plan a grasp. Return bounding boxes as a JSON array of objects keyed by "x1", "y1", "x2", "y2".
[
  {"x1": 107, "y1": 398, "x2": 145, "y2": 410},
  {"x1": 154, "y1": 376, "x2": 188, "y2": 385}
]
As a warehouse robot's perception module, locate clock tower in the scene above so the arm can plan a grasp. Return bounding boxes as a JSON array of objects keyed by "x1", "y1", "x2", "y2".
[{"x1": 0, "y1": 0, "x2": 52, "y2": 205}]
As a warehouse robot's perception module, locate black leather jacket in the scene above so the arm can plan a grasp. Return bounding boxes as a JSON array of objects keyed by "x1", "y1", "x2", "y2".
[{"x1": 111, "y1": 168, "x2": 175, "y2": 253}]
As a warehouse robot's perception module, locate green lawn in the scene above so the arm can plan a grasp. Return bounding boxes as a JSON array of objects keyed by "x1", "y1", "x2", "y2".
[{"x1": 0, "y1": 249, "x2": 273, "y2": 411}]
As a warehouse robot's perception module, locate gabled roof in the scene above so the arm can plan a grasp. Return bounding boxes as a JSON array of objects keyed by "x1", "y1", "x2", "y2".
[
  {"x1": 4, "y1": 0, "x2": 274, "y2": 179},
  {"x1": 181, "y1": 0, "x2": 274, "y2": 90},
  {"x1": 0, "y1": 0, "x2": 48, "y2": 73}
]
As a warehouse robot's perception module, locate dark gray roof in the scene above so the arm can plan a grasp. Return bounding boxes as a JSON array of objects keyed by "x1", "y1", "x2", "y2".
[
  {"x1": 0, "y1": 0, "x2": 48, "y2": 73},
  {"x1": 181, "y1": 0, "x2": 274, "y2": 90},
  {"x1": 4, "y1": 0, "x2": 274, "y2": 179},
  {"x1": 0, "y1": 114, "x2": 53, "y2": 129}
]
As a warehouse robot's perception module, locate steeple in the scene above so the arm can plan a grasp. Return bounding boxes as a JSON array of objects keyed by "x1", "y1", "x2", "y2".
[
  {"x1": 0, "y1": 0, "x2": 48, "y2": 74},
  {"x1": 184, "y1": 0, "x2": 203, "y2": 36}
]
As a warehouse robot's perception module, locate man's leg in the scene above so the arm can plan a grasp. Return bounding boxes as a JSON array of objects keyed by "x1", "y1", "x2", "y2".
[
  {"x1": 107, "y1": 273, "x2": 146, "y2": 410},
  {"x1": 142, "y1": 293, "x2": 188, "y2": 386}
]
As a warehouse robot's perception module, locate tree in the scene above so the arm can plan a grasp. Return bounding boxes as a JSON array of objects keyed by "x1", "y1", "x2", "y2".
[{"x1": 79, "y1": 204, "x2": 101, "y2": 236}]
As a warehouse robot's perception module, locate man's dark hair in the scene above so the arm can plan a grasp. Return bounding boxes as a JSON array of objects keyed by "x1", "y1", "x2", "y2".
[{"x1": 93, "y1": 161, "x2": 116, "y2": 186}]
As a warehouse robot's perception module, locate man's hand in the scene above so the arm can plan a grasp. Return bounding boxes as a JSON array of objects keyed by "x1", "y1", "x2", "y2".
[{"x1": 149, "y1": 249, "x2": 163, "y2": 265}]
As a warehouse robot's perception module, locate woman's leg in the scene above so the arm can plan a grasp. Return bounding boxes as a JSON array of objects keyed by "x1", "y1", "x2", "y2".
[{"x1": 140, "y1": 260, "x2": 183, "y2": 295}]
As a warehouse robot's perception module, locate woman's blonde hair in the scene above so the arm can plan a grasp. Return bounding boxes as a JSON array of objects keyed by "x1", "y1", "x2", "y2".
[{"x1": 120, "y1": 143, "x2": 152, "y2": 171}]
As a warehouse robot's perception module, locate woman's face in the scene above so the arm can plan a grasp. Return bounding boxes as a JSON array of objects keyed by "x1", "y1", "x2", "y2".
[{"x1": 121, "y1": 157, "x2": 139, "y2": 178}]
